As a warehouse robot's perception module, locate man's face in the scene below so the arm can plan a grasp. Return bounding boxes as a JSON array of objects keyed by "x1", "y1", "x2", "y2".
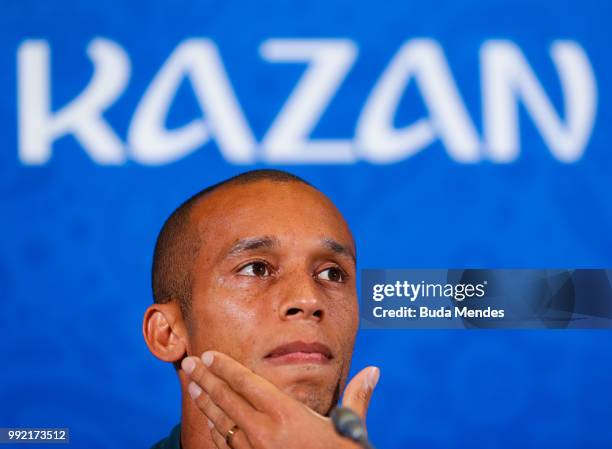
[{"x1": 185, "y1": 180, "x2": 358, "y2": 415}]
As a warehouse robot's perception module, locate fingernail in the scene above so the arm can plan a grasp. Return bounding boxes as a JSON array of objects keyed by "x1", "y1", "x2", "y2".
[
  {"x1": 207, "y1": 419, "x2": 214, "y2": 429},
  {"x1": 367, "y1": 367, "x2": 380, "y2": 390},
  {"x1": 188, "y1": 382, "x2": 202, "y2": 400},
  {"x1": 202, "y1": 351, "x2": 214, "y2": 367},
  {"x1": 182, "y1": 357, "x2": 196, "y2": 375}
]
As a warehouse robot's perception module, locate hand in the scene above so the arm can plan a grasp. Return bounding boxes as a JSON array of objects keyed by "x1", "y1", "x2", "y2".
[{"x1": 181, "y1": 351, "x2": 380, "y2": 449}]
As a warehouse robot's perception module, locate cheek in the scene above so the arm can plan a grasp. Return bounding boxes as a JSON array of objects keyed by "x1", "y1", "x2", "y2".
[
  {"x1": 188, "y1": 277, "x2": 266, "y2": 362},
  {"x1": 313, "y1": 295, "x2": 357, "y2": 368},
  {"x1": 328, "y1": 293, "x2": 359, "y2": 338},
  {"x1": 331, "y1": 300, "x2": 358, "y2": 368}
]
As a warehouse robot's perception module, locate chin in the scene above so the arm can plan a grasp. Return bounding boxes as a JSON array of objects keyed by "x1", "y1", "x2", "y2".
[
  {"x1": 253, "y1": 362, "x2": 343, "y2": 414},
  {"x1": 283, "y1": 382, "x2": 336, "y2": 415}
]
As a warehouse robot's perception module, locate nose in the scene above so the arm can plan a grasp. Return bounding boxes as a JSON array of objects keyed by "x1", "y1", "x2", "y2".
[{"x1": 278, "y1": 272, "x2": 325, "y2": 322}]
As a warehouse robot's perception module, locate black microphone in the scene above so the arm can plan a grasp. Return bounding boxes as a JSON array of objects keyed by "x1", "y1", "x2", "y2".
[{"x1": 331, "y1": 406, "x2": 376, "y2": 449}]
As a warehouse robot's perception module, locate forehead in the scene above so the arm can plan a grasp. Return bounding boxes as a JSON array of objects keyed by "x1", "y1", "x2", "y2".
[{"x1": 188, "y1": 180, "x2": 354, "y2": 255}]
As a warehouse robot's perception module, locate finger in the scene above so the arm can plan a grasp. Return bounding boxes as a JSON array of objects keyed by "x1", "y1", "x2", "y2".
[
  {"x1": 201, "y1": 351, "x2": 286, "y2": 414},
  {"x1": 341, "y1": 366, "x2": 380, "y2": 421},
  {"x1": 210, "y1": 427, "x2": 228, "y2": 449},
  {"x1": 210, "y1": 424, "x2": 254, "y2": 449},
  {"x1": 182, "y1": 356, "x2": 263, "y2": 435},
  {"x1": 187, "y1": 386, "x2": 235, "y2": 443}
]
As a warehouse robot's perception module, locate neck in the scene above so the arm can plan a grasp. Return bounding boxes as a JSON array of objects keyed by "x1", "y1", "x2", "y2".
[{"x1": 179, "y1": 374, "x2": 216, "y2": 449}]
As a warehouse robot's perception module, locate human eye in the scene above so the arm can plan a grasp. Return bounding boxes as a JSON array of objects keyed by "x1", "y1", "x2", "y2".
[
  {"x1": 237, "y1": 261, "x2": 271, "y2": 277},
  {"x1": 316, "y1": 266, "x2": 347, "y2": 283}
]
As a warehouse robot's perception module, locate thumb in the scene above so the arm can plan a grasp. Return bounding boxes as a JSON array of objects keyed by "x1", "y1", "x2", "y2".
[{"x1": 341, "y1": 366, "x2": 380, "y2": 421}]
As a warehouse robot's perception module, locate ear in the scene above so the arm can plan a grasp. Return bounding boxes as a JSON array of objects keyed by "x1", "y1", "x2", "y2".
[{"x1": 142, "y1": 302, "x2": 189, "y2": 363}]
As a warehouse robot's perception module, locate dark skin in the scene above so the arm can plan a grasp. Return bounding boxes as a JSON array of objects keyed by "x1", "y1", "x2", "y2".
[{"x1": 143, "y1": 180, "x2": 379, "y2": 449}]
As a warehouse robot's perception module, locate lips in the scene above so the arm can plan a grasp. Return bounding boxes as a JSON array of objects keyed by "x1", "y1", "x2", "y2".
[{"x1": 264, "y1": 341, "x2": 333, "y2": 365}]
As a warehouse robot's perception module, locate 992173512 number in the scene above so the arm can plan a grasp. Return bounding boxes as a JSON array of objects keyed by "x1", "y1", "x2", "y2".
[{"x1": 1, "y1": 428, "x2": 69, "y2": 444}]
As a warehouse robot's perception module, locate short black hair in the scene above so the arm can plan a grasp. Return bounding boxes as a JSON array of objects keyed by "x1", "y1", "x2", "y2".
[{"x1": 151, "y1": 169, "x2": 311, "y2": 318}]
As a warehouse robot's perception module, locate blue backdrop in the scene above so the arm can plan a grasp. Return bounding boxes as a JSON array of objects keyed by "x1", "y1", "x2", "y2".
[{"x1": 1, "y1": 0, "x2": 611, "y2": 448}]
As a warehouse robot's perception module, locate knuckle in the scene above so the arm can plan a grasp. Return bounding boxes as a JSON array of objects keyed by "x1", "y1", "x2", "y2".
[
  {"x1": 356, "y1": 389, "x2": 369, "y2": 404},
  {"x1": 274, "y1": 409, "x2": 294, "y2": 431},
  {"x1": 219, "y1": 416, "x2": 233, "y2": 433},
  {"x1": 234, "y1": 372, "x2": 250, "y2": 390},
  {"x1": 191, "y1": 364, "x2": 206, "y2": 384},
  {"x1": 208, "y1": 381, "x2": 224, "y2": 400},
  {"x1": 197, "y1": 392, "x2": 212, "y2": 410}
]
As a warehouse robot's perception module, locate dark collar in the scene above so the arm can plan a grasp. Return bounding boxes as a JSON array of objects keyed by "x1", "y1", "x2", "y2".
[{"x1": 150, "y1": 423, "x2": 181, "y2": 449}]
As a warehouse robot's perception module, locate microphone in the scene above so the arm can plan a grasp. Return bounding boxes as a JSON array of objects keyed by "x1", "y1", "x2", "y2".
[{"x1": 331, "y1": 406, "x2": 376, "y2": 449}]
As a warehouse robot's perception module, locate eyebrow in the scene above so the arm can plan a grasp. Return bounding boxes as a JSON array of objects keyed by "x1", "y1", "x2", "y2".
[
  {"x1": 226, "y1": 236, "x2": 280, "y2": 257},
  {"x1": 322, "y1": 237, "x2": 356, "y2": 264},
  {"x1": 225, "y1": 235, "x2": 356, "y2": 264}
]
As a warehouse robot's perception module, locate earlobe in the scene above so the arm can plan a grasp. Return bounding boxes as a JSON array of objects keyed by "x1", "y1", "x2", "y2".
[{"x1": 142, "y1": 303, "x2": 188, "y2": 363}]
